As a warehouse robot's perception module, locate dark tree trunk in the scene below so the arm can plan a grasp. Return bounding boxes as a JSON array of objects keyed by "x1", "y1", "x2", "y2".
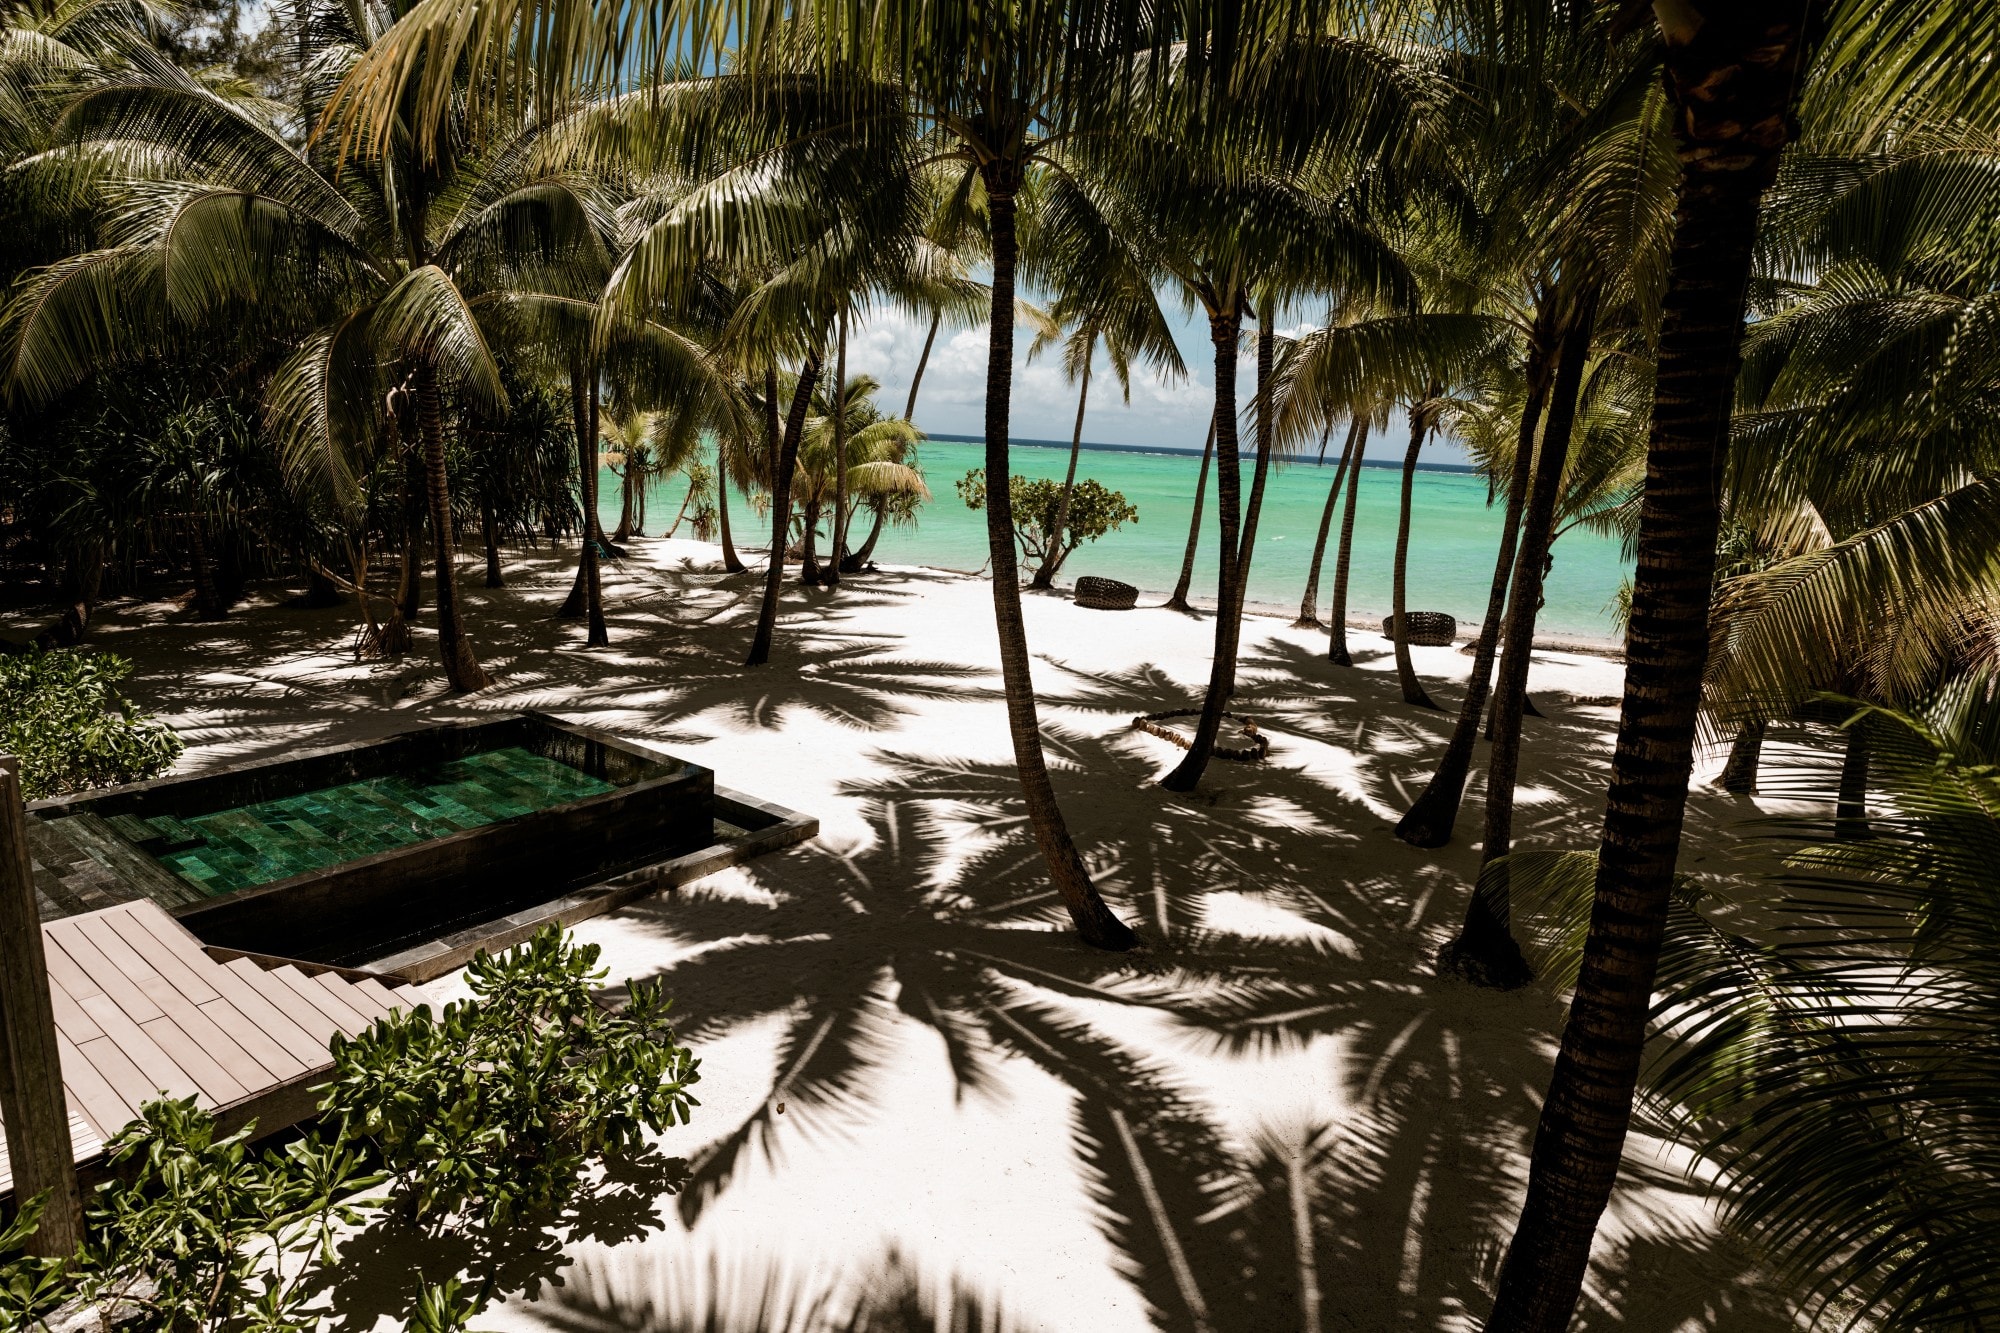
[
  {"x1": 798, "y1": 498, "x2": 822, "y2": 586},
  {"x1": 612, "y1": 463, "x2": 635, "y2": 543},
  {"x1": 1032, "y1": 351, "x2": 1092, "y2": 590},
  {"x1": 1162, "y1": 419, "x2": 1216, "y2": 613},
  {"x1": 1328, "y1": 417, "x2": 1370, "y2": 666},
  {"x1": 718, "y1": 436, "x2": 746, "y2": 573},
  {"x1": 1391, "y1": 401, "x2": 1439, "y2": 708},
  {"x1": 746, "y1": 355, "x2": 821, "y2": 667},
  {"x1": 480, "y1": 496, "x2": 504, "y2": 588},
  {"x1": 1719, "y1": 719, "x2": 1765, "y2": 793},
  {"x1": 827, "y1": 307, "x2": 849, "y2": 591},
  {"x1": 979, "y1": 168, "x2": 1137, "y2": 950},
  {"x1": 398, "y1": 420, "x2": 424, "y2": 622},
  {"x1": 559, "y1": 360, "x2": 607, "y2": 645},
  {"x1": 303, "y1": 561, "x2": 344, "y2": 607},
  {"x1": 414, "y1": 365, "x2": 493, "y2": 692},
  {"x1": 906, "y1": 310, "x2": 940, "y2": 420},
  {"x1": 1398, "y1": 327, "x2": 1556, "y2": 848},
  {"x1": 1294, "y1": 419, "x2": 1355, "y2": 628},
  {"x1": 845, "y1": 502, "x2": 887, "y2": 571},
  {"x1": 29, "y1": 550, "x2": 101, "y2": 649},
  {"x1": 1452, "y1": 291, "x2": 1599, "y2": 987},
  {"x1": 1160, "y1": 297, "x2": 1249, "y2": 793},
  {"x1": 1835, "y1": 723, "x2": 1869, "y2": 839},
  {"x1": 1483, "y1": 8, "x2": 1816, "y2": 1327},
  {"x1": 186, "y1": 516, "x2": 224, "y2": 619}
]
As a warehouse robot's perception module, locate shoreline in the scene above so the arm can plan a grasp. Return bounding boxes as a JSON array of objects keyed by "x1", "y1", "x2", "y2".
[{"x1": 835, "y1": 548, "x2": 1629, "y2": 659}]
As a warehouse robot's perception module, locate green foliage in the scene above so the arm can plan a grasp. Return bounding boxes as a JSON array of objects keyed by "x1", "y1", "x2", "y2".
[
  {"x1": 0, "y1": 1196, "x2": 73, "y2": 1330},
  {"x1": 318, "y1": 927, "x2": 700, "y2": 1232},
  {"x1": 75, "y1": 1099, "x2": 381, "y2": 1332},
  {"x1": 0, "y1": 927, "x2": 697, "y2": 1332},
  {"x1": 956, "y1": 468, "x2": 1136, "y2": 576},
  {"x1": 1508, "y1": 679, "x2": 2000, "y2": 1329},
  {"x1": 0, "y1": 649, "x2": 182, "y2": 798}
]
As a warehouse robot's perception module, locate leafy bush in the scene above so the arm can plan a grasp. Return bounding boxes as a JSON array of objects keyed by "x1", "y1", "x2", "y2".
[
  {"x1": 319, "y1": 927, "x2": 700, "y2": 1231},
  {"x1": 0, "y1": 927, "x2": 698, "y2": 1332},
  {"x1": 956, "y1": 468, "x2": 1137, "y2": 576},
  {"x1": 0, "y1": 649, "x2": 182, "y2": 798}
]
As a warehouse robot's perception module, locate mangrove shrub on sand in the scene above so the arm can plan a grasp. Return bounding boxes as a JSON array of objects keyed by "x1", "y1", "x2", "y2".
[
  {"x1": 0, "y1": 928, "x2": 699, "y2": 1333},
  {"x1": 956, "y1": 468, "x2": 1137, "y2": 585},
  {"x1": 0, "y1": 649, "x2": 181, "y2": 797}
]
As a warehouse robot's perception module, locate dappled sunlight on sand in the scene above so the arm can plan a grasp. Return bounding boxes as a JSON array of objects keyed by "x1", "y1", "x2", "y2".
[{"x1": 3, "y1": 538, "x2": 1826, "y2": 1331}]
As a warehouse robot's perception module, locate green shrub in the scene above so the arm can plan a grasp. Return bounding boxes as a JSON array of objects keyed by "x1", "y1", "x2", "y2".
[
  {"x1": 0, "y1": 649, "x2": 182, "y2": 798},
  {"x1": 0, "y1": 927, "x2": 698, "y2": 1332},
  {"x1": 956, "y1": 467, "x2": 1137, "y2": 577}
]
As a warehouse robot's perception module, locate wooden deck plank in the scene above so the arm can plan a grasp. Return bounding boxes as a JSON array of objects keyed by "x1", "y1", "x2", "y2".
[
  {"x1": 317, "y1": 973, "x2": 389, "y2": 1024},
  {"x1": 71, "y1": 1035, "x2": 150, "y2": 1130},
  {"x1": 73, "y1": 993, "x2": 204, "y2": 1106},
  {"x1": 55, "y1": 1032, "x2": 132, "y2": 1141},
  {"x1": 38, "y1": 931, "x2": 106, "y2": 1002},
  {"x1": 43, "y1": 972, "x2": 103, "y2": 1044},
  {"x1": 274, "y1": 968, "x2": 369, "y2": 1037},
  {"x1": 138, "y1": 1014, "x2": 251, "y2": 1107},
  {"x1": 348, "y1": 977, "x2": 404, "y2": 1014},
  {"x1": 196, "y1": 998, "x2": 311, "y2": 1084},
  {"x1": 198, "y1": 960, "x2": 327, "y2": 1068},
  {"x1": 44, "y1": 930, "x2": 162, "y2": 1024},
  {"x1": 0, "y1": 1112, "x2": 100, "y2": 1196},
  {"x1": 57, "y1": 813, "x2": 205, "y2": 909},
  {"x1": 142, "y1": 991, "x2": 279, "y2": 1095},
  {"x1": 68, "y1": 911, "x2": 199, "y2": 1019},
  {"x1": 224, "y1": 960, "x2": 343, "y2": 1051},
  {"x1": 102, "y1": 907, "x2": 220, "y2": 1006}
]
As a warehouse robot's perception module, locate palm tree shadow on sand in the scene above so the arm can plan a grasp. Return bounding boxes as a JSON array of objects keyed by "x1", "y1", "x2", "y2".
[{"x1": 541, "y1": 702, "x2": 1794, "y2": 1332}]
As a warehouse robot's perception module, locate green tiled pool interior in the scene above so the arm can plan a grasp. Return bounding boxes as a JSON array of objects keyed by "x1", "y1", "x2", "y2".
[{"x1": 138, "y1": 748, "x2": 617, "y2": 895}]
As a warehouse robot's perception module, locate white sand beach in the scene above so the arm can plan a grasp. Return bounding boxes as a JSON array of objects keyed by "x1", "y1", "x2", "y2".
[{"x1": 6, "y1": 539, "x2": 1805, "y2": 1332}]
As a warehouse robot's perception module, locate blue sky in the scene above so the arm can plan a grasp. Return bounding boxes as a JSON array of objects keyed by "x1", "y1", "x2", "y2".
[{"x1": 848, "y1": 297, "x2": 1465, "y2": 465}]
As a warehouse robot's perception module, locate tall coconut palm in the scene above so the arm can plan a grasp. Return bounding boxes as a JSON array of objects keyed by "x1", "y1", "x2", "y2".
[
  {"x1": 0, "y1": 1, "x2": 636, "y2": 690},
  {"x1": 1481, "y1": 5, "x2": 1822, "y2": 1326}
]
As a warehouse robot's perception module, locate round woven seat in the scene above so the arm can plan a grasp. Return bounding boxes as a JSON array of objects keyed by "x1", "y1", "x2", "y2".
[
  {"x1": 1074, "y1": 576, "x2": 1138, "y2": 611},
  {"x1": 1380, "y1": 611, "x2": 1457, "y2": 647}
]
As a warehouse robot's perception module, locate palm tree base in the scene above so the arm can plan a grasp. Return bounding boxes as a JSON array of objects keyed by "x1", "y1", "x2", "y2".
[{"x1": 1434, "y1": 930, "x2": 1532, "y2": 990}]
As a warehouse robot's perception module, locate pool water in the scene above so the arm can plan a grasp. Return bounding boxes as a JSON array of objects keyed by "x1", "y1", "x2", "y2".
[{"x1": 141, "y1": 748, "x2": 617, "y2": 895}]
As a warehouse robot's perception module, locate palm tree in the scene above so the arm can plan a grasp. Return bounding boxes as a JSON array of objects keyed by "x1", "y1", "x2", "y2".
[
  {"x1": 1291, "y1": 415, "x2": 1349, "y2": 628},
  {"x1": 788, "y1": 372, "x2": 926, "y2": 583},
  {"x1": 0, "y1": 0, "x2": 637, "y2": 690},
  {"x1": 1481, "y1": 5, "x2": 1822, "y2": 1327},
  {"x1": 1161, "y1": 419, "x2": 1216, "y2": 614}
]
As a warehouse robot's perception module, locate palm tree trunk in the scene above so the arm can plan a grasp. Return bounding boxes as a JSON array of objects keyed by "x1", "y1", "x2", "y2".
[
  {"x1": 1719, "y1": 718, "x2": 1765, "y2": 793},
  {"x1": 1391, "y1": 401, "x2": 1439, "y2": 708},
  {"x1": 1163, "y1": 419, "x2": 1216, "y2": 613},
  {"x1": 906, "y1": 309, "x2": 940, "y2": 420},
  {"x1": 398, "y1": 435, "x2": 424, "y2": 623},
  {"x1": 1033, "y1": 355, "x2": 1093, "y2": 590},
  {"x1": 798, "y1": 498, "x2": 821, "y2": 585},
  {"x1": 1835, "y1": 724, "x2": 1869, "y2": 839},
  {"x1": 481, "y1": 496, "x2": 504, "y2": 588},
  {"x1": 746, "y1": 354, "x2": 821, "y2": 667},
  {"x1": 827, "y1": 307, "x2": 850, "y2": 590},
  {"x1": 847, "y1": 502, "x2": 887, "y2": 570},
  {"x1": 1328, "y1": 417, "x2": 1370, "y2": 665},
  {"x1": 718, "y1": 436, "x2": 746, "y2": 573},
  {"x1": 187, "y1": 516, "x2": 223, "y2": 619},
  {"x1": 1227, "y1": 313, "x2": 1280, "y2": 694},
  {"x1": 613, "y1": 463, "x2": 635, "y2": 543},
  {"x1": 979, "y1": 168, "x2": 1137, "y2": 950},
  {"x1": 1397, "y1": 331, "x2": 1555, "y2": 848},
  {"x1": 1482, "y1": 10, "x2": 1815, "y2": 1326},
  {"x1": 559, "y1": 359, "x2": 607, "y2": 644},
  {"x1": 1161, "y1": 299, "x2": 1250, "y2": 793},
  {"x1": 413, "y1": 364, "x2": 492, "y2": 692},
  {"x1": 1454, "y1": 293, "x2": 1599, "y2": 987},
  {"x1": 1294, "y1": 419, "x2": 1352, "y2": 629}
]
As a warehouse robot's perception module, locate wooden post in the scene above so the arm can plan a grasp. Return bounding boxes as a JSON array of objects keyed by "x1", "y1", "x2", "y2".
[{"x1": 0, "y1": 756, "x2": 82, "y2": 1256}]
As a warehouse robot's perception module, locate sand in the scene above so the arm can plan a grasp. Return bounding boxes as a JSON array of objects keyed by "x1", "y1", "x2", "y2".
[{"x1": 5, "y1": 538, "x2": 1809, "y2": 1332}]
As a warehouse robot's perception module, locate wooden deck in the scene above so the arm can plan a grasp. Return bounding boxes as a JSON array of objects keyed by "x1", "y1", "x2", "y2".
[{"x1": 0, "y1": 900, "x2": 417, "y2": 1196}]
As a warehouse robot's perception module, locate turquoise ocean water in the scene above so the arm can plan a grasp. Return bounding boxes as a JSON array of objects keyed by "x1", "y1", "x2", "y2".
[{"x1": 601, "y1": 437, "x2": 1632, "y2": 642}]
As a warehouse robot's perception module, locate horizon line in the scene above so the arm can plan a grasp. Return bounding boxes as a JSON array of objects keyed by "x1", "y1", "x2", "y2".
[{"x1": 924, "y1": 432, "x2": 1479, "y2": 473}]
